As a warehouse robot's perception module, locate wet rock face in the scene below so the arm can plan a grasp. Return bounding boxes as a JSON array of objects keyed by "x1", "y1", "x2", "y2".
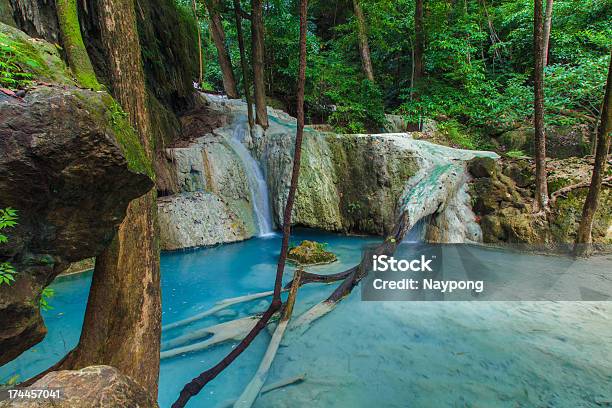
[
  {"x1": 0, "y1": 86, "x2": 153, "y2": 365},
  {"x1": 0, "y1": 366, "x2": 158, "y2": 408}
]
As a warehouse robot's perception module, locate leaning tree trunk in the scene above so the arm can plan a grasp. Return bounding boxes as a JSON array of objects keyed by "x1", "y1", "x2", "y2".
[
  {"x1": 542, "y1": 0, "x2": 553, "y2": 66},
  {"x1": 352, "y1": 0, "x2": 374, "y2": 82},
  {"x1": 533, "y1": 0, "x2": 548, "y2": 211},
  {"x1": 575, "y1": 51, "x2": 612, "y2": 254},
  {"x1": 206, "y1": 0, "x2": 239, "y2": 98},
  {"x1": 55, "y1": 0, "x2": 100, "y2": 89},
  {"x1": 171, "y1": 1, "x2": 308, "y2": 405},
  {"x1": 414, "y1": 0, "x2": 425, "y2": 89},
  {"x1": 55, "y1": 0, "x2": 161, "y2": 395},
  {"x1": 251, "y1": 0, "x2": 269, "y2": 128},
  {"x1": 233, "y1": 0, "x2": 254, "y2": 129}
]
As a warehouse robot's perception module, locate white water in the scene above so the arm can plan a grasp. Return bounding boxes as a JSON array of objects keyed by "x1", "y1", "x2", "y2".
[{"x1": 227, "y1": 119, "x2": 274, "y2": 236}]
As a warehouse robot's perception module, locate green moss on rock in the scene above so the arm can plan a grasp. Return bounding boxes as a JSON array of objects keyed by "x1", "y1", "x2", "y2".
[
  {"x1": 101, "y1": 94, "x2": 154, "y2": 178},
  {"x1": 287, "y1": 240, "x2": 337, "y2": 265},
  {"x1": 0, "y1": 22, "x2": 73, "y2": 87}
]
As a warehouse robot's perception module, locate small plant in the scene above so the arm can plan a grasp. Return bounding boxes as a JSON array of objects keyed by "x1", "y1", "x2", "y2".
[
  {"x1": 39, "y1": 287, "x2": 55, "y2": 311},
  {"x1": 505, "y1": 150, "x2": 527, "y2": 158},
  {"x1": 0, "y1": 33, "x2": 34, "y2": 89},
  {"x1": 0, "y1": 207, "x2": 18, "y2": 286}
]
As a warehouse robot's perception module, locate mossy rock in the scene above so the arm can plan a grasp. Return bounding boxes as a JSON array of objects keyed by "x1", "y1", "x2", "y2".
[
  {"x1": 287, "y1": 240, "x2": 337, "y2": 265},
  {"x1": 0, "y1": 22, "x2": 73, "y2": 87}
]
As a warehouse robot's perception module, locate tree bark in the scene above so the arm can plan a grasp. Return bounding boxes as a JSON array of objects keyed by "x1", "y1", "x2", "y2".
[
  {"x1": 192, "y1": 0, "x2": 204, "y2": 85},
  {"x1": 251, "y1": 0, "x2": 269, "y2": 128},
  {"x1": 54, "y1": 0, "x2": 161, "y2": 395},
  {"x1": 352, "y1": 0, "x2": 374, "y2": 82},
  {"x1": 233, "y1": 0, "x2": 254, "y2": 129},
  {"x1": 55, "y1": 0, "x2": 100, "y2": 89},
  {"x1": 414, "y1": 0, "x2": 425, "y2": 88},
  {"x1": 575, "y1": 51, "x2": 612, "y2": 253},
  {"x1": 542, "y1": 0, "x2": 553, "y2": 66},
  {"x1": 533, "y1": 0, "x2": 549, "y2": 211},
  {"x1": 206, "y1": 0, "x2": 239, "y2": 98}
]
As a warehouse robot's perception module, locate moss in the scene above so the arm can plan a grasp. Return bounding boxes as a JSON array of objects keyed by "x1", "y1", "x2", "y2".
[
  {"x1": 101, "y1": 95, "x2": 154, "y2": 178},
  {"x1": 0, "y1": 22, "x2": 73, "y2": 87},
  {"x1": 55, "y1": 0, "x2": 100, "y2": 89},
  {"x1": 551, "y1": 188, "x2": 612, "y2": 243},
  {"x1": 287, "y1": 240, "x2": 337, "y2": 265}
]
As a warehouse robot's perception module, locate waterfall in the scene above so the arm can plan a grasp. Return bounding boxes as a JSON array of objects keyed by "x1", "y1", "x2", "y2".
[{"x1": 227, "y1": 119, "x2": 274, "y2": 236}]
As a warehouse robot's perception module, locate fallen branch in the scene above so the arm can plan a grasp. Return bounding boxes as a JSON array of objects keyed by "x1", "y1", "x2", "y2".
[
  {"x1": 163, "y1": 290, "x2": 285, "y2": 332},
  {"x1": 215, "y1": 375, "x2": 305, "y2": 408},
  {"x1": 550, "y1": 176, "x2": 612, "y2": 205},
  {"x1": 294, "y1": 211, "x2": 411, "y2": 332},
  {"x1": 233, "y1": 270, "x2": 303, "y2": 408},
  {"x1": 283, "y1": 268, "x2": 354, "y2": 289},
  {"x1": 161, "y1": 316, "x2": 263, "y2": 360}
]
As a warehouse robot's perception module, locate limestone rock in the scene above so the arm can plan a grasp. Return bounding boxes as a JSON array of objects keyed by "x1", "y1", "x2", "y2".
[
  {"x1": 0, "y1": 366, "x2": 158, "y2": 407},
  {"x1": 157, "y1": 192, "x2": 250, "y2": 250},
  {"x1": 0, "y1": 86, "x2": 153, "y2": 364}
]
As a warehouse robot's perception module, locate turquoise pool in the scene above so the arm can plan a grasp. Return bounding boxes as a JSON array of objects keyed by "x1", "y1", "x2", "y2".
[{"x1": 1, "y1": 230, "x2": 611, "y2": 407}]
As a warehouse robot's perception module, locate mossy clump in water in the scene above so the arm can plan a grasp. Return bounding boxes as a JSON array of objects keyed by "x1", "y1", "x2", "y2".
[{"x1": 287, "y1": 240, "x2": 337, "y2": 265}]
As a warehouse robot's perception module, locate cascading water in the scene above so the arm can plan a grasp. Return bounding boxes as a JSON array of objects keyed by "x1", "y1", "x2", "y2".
[{"x1": 227, "y1": 118, "x2": 275, "y2": 236}]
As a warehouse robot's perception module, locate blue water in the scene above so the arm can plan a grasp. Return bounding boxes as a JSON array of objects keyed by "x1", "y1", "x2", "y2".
[{"x1": 2, "y1": 230, "x2": 611, "y2": 407}]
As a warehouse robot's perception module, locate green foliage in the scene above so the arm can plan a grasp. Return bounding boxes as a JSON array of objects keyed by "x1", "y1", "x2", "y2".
[
  {"x1": 39, "y1": 287, "x2": 55, "y2": 311},
  {"x1": 505, "y1": 149, "x2": 527, "y2": 158},
  {"x1": 0, "y1": 32, "x2": 34, "y2": 88},
  {"x1": 188, "y1": 0, "x2": 609, "y2": 139},
  {"x1": 0, "y1": 207, "x2": 18, "y2": 286}
]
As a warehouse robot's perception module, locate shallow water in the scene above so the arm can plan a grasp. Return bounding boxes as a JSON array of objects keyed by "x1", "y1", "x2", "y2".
[{"x1": 2, "y1": 230, "x2": 611, "y2": 407}]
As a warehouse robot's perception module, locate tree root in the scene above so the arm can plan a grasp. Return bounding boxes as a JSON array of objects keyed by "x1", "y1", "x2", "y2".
[
  {"x1": 215, "y1": 375, "x2": 305, "y2": 408},
  {"x1": 161, "y1": 316, "x2": 263, "y2": 360},
  {"x1": 233, "y1": 270, "x2": 303, "y2": 408},
  {"x1": 550, "y1": 176, "x2": 612, "y2": 205},
  {"x1": 163, "y1": 290, "x2": 286, "y2": 332}
]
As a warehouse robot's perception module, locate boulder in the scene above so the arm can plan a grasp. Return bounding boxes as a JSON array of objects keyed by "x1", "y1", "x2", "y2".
[
  {"x1": 287, "y1": 240, "x2": 337, "y2": 265},
  {"x1": 0, "y1": 366, "x2": 158, "y2": 407},
  {"x1": 0, "y1": 86, "x2": 153, "y2": 364}
]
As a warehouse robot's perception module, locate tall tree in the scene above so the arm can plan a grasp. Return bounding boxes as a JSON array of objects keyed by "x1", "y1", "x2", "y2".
[
  {"x1": 233, "y1": 0, "x2": 255, "y2": 129},
  {"x1": 192, "y1": 0, "x2": 204, "y2": 85},
  {"x1": 533, "y1": 0, "x2": 549, "y2": 211},
  {"x1": 50, "y1": 0, "x2": 162, "y2": 395},
  {"x1": 251, "y1": 0, "x2": 269, "y2": 128},
  {"x1": 414, "y1": 0, "x2": 425, "y2": 89},
  {"x1": 575, "y1": 52, "x2": 612, "y2": 254},
  {"x1": 206, "y1": 0, "x2": 239, "y2": 98},
  {"x1": 171, "y1": 0, "x2": 308, "y2": 406},
  {"x1": 542, "y1": 0, "x2": 554, "y2": 66},
  {"x1": 352, "y1": 0, "x2": 374, "y2": 82}
]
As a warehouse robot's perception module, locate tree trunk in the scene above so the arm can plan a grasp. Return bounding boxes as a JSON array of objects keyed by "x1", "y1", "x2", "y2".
[
  {"x1": 171, "y1": 1, "x2": 308, "y2": 405},
  {"x1": 206, "y1": 0, "x2": 239, "y2": 98},
  {"x1": 414, "y1": 0, "x2": 425, "y2": 87},
  {"x1": 192, "y1": 0, "x2": 204, "y2": 85},
  {"x1": 251, "y1": 0, "x2": 269, "y2": 128},
  {"x1": 55, "y1": 0, "x2": 161, "y2": 395},
  {"x1": 575, "y1": 51, "x2": 612, "y2": 253},
  {"x1": 533, "y1": 0, "x2": 549, "y2": 211},
  {"x1": 352, "y1": 0, "x2": 374, "y2": 82},
  {"x1": 233, "y1": 0, "x2": 254, "y2": 129},
  {"x1": 542, "y1": 0, "x2": 553, "y2": 66},
  {"x1": 55, "y1": 0, "x2": 100, "y2": 89}
]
